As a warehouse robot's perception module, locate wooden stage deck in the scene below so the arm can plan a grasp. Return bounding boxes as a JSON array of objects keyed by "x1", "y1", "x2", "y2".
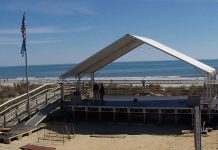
[
  {"x1": 64, "y1": 96, "x2": 198, "y2": 123},
  {"x1": 78, "y1": 96, "x2": 189, "y2": 108}
]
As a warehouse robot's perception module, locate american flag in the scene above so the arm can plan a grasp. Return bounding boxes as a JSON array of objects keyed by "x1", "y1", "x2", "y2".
[{"x1": 21, "y1": 13, "x2": 26, "y2": 57}]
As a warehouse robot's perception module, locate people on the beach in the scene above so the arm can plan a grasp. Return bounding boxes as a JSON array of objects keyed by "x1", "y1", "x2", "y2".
[
  {"x1": 142, "y1": 80, "x2": 145, "y2": 87},
  {"x1": 93, "y1": 83, "x2": 99, "y2": 100},
  {"x1": 99, "y1": 83, "x2": 105, "y2": 102}
]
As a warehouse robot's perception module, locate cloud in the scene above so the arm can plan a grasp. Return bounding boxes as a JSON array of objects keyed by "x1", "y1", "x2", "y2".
[
  {"x1": 0, "y1": 37, "x2": 61, "y2": 45},
  {"x1": 138, "y1": 0, "x2": 218, "y2": 2},
  {"x1": 0, "y1": 26, "x2": 92, "y2": 35},
  {"x1": 28, "y1": 40, "x2": 61, "y2": 44},
  {"x1": 0, "y1": 0, "x2": 98, "y2": 15}
]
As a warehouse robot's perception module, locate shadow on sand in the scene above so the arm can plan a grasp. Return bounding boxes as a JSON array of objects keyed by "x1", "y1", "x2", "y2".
[{"x1": 69, "y1": 121, "x2": 186, "y2": 136}]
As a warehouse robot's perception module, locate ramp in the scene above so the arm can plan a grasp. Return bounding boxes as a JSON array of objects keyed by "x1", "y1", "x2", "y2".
[
  {"x1": 25, "y1": 101, "x2": 60, "y2": 127},
  {"x1": 0, "y1": 123, "x2": 46, "y2": 144}
]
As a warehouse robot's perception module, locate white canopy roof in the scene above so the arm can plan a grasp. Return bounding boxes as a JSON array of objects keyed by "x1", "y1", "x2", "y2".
[{"x1": 61, "y1": 34, "x2": 216, "y2": 78}]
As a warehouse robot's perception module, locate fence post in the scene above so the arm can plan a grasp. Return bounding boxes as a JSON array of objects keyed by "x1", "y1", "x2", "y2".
[
  {"x1": 3, "y1": 114, "x2": 6, "y2": 127},
  {"x1": 59, "y1": 82, "x2": 65, "y2": 114},
  {"x1": 187, "y1": 96, "x2": 201, "y2": 150},
  {"x1": 194, "y1": 105, "x2": 201, "y2": 150},
  {"x1": 45, "y1": 90, "x2": 48, "y2": 105},
  {"x1": 15, "y1": 108, "x2": 20, "y2": 123}
]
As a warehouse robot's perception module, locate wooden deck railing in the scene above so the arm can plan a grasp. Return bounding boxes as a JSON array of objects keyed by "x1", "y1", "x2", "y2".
[{"x1": 0, "y1": 84, "x2": 61, "y2": 127}]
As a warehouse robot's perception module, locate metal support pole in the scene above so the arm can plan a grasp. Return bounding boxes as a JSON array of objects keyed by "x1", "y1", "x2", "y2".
[
  {"x1": 77, "y1": 74, "x2": 81, "y2": 91},
  {"x1": 91, "y1": 72, "x2": 95, "y2": 98},
  {"x1": 207, "y1": 75, "x2": 212, "y2": 122},
  {"x1": 25, "y1": 49, "x2": 31, "y2": 119}
]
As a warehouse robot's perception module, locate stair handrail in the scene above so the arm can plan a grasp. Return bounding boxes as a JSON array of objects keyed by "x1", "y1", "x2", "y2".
[{"x1": 0, "y1": 83, "x2": 58, "y2": 115}]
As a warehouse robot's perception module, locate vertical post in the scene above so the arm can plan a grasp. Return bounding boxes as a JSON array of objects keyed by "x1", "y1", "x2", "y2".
[
  {"x1": 72, "y1": 107, "x2": 75, "y2": 119},
  {"x1": 143, "y1": 108, "x2": 146, "y2": 123},
  {"x1": 189, "y1": 96, "x2": 202, "y2": 150},
  {"x1": 16, "y1": 108, "x2": 20, "y2": 123},
  {"x1": 77, "y1": 74, "x2": 81, "y2": 91},
  {"x1": 127, "y1": 108, "x2": 130, "y2": 122},
  {"x1": 24, "y1": 49, "x2": 31, "y2": 119},
  {"x1": 45, "y1": 90, "x2": 48, "y2": 105},
  {"x1": 194, "y1": 105, "x2": 201, "y2": 150},
  {"x1": 174, "y1": 109, "x2": 178, "y2": 125},
  {"x1": 21, "y1": 13, "x2": 30, "y2": 119},
  {"x1": 3, "y1": 114, "x2": 6, "y2": 127},
  {"x1": 158, "y1": 109, "x2": 162, "y2": 125},
  {"x1": 60, "y1": 82, "x2": 64, "y2": 113},
  {"x1": 113, "y1": 107, "x2": 116, "y2": 121},
  {"x1": 207, "y1": 75, "x2": 212, "y2": 122},
  {"x1": 85, "y1": 107, "x2": 88, "y2": 120},
  {"x1": 206, "y1": 75, "x2": 209, "y2": 104},
  {"x1": 99, "y1": 107, "x2": 101, "y2": 121},
  {"x1": 91, "y1": 72, "x2": 95, "y2": 98}
]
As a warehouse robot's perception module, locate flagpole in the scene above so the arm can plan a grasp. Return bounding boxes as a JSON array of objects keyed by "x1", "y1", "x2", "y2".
[
  {"x1": 25, "y1": 45, "x2": 31, "y2": 119},
  {"x1": 21, "y1": 12, "x2": 31, "y2": 119}
]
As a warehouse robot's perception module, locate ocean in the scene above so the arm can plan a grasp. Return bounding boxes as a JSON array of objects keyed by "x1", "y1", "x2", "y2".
[{"x1": 0, "y1": 59, "x2": 218, "y2": 79}]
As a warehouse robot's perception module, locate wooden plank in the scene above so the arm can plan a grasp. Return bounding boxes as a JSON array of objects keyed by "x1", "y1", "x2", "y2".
[
  {"x1": 20, "y1": 144, "x2": 56, "y2": 150},
  {"x1": 0, "y1": 128, "x2": 11, "y2": 132},
  {"x1": 90, "y1": 134, "x2": 127, "y2": 138},
  {"x1": 0, "y1": 124, "x2": 46, "y2": 144}
]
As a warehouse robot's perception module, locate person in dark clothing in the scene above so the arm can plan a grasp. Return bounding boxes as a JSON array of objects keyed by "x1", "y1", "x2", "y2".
[
  {"x1": 93, "y1": 83, "x2": 99, "y2": 100},
  {"x1": 99, "y1": 83, "x2": 105, "y2": 102}
]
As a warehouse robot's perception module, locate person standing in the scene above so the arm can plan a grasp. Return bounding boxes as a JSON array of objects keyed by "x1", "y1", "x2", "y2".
[
  {"x1": 99, "y1": 83, "x2": 105, "y2": 102},
  {"x1": 93, "y1": 83, "x2": 99, "y2": 100}
]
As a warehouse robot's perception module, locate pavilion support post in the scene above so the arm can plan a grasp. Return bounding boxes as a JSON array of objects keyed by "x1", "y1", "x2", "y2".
[
  {"x1": 207, "y1": 75, "x2": 213, "y2": 122},
  {"x1": 77, "y1": 74, "x2": 81, "y2": 92},
  {"x1": 91, "y1": 72, "x2": 95, "y2": 98}
]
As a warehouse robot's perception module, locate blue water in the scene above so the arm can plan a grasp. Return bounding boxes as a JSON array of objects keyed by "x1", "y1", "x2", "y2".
[{"x1": 0, "y1": 59, "x2": 218, "y2": 79}]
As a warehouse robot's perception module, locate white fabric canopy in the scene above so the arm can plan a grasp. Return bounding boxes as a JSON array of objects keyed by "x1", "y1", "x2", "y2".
[{"x1": 61, "y1": 34, "x2": 216, "y2": 78}]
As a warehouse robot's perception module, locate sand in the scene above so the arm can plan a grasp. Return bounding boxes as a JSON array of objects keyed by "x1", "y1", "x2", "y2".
[{"x1": 0, "y1": 122, "x2": 218, "y2": 150}]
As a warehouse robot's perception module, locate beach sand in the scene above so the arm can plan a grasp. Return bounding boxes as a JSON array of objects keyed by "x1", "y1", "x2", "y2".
[{"x1": 0, "y1": 122, "x2": 217, "y2": 150}]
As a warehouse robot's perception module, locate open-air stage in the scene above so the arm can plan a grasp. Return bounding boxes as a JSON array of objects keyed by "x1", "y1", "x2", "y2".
[
  {"x1": 75, "y1": 96, "x2": 188, "y2": 108},
  {"x1": 63, "y1": 96, "x2": 206, "y2": 124}
]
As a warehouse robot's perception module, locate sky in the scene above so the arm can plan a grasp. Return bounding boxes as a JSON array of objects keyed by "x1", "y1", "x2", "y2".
[{"x1": 0, "y1": 0, "x2": 218, "y2": 66}]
